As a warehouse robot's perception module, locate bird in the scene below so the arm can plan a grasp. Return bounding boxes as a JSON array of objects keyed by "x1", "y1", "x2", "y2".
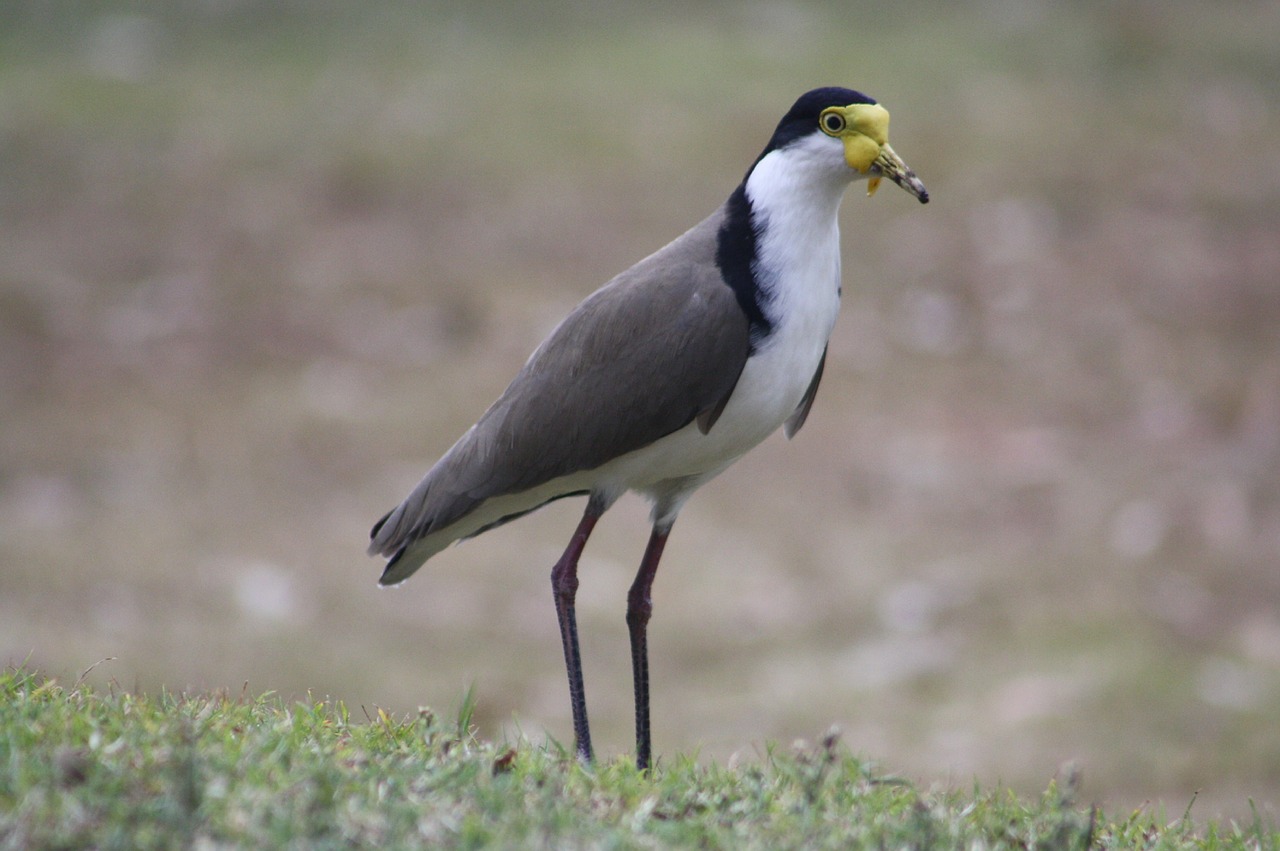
[{"x1": 368, "y1": 87, "x2": 928, "y2": 771}]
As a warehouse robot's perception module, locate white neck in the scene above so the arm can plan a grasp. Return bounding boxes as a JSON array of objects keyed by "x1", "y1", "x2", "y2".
[
  {"x1": 744, "y1": 133, "x2": 855, "y2": 310},
  {"x1": 745, "y1": 134, "x2": 854, "y2": 230}
]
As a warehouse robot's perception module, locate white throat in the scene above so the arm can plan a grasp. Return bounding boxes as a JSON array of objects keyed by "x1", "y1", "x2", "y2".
[
  {"x1": 745, "y1": 132, "x2": 855, "y2": 228},
  {"x1": 743, "y1": 132, "x2": 855, "y2": 339}
]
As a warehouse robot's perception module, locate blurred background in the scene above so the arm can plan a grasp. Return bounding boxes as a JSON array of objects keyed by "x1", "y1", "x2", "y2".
[{"x1": 3, "y1": 0, "x2": 1278, "y2": 820}]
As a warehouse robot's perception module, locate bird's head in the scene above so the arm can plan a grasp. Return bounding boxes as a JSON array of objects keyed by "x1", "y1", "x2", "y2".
[{"x1": 759, "y1": 87, "x2": 929, "y2": 204}]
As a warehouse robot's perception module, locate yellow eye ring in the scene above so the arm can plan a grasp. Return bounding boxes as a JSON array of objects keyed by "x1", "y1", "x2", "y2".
[{"x1": 819, "y1": 109, "x2": 846, "y2": 136}]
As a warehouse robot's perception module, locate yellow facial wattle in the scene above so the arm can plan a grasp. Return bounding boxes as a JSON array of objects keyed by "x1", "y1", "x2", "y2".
[
  {"x1": 841, "y1": 132, "x2": 882, "y2": 173},
  {"x1": 817, "y1": 100, "x2": 927, "y2": 203},
  {"x1": 818, "y1": 101, "x2": 890, "y2": 172}
]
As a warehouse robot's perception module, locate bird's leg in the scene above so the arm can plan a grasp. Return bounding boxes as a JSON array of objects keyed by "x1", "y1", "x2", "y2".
[
  {"x1": 625, "y1": 521, "x2": 672, "y2": 772},
  {"x1": 551, "y1": 502, "x2": 603, "y2": 764}
]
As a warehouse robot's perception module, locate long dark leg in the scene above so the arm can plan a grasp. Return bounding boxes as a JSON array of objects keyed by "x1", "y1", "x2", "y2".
[
  {"x1": 625, "y1": 521, "x2": 672, "y2": 772},
  {"x1": 551, "y1": 501, "x2": 603, "y2": 763}
]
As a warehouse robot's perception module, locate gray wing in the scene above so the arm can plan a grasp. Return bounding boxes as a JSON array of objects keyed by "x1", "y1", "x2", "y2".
[{"x1": 370, "y1": 212, "x2": 749, "y2": 567}]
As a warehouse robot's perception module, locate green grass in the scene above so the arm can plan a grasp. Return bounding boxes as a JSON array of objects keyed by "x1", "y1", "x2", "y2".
[{"x1": 1, "y1": 668, "x2": 1273, "y2": 849}]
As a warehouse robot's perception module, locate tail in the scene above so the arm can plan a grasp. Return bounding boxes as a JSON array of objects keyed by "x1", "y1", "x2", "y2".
[
  {"x1": 368, "y1": 508, "x2": 424, "y2": 587},
  {"x1": 367, "y1": 510, "x2": 425, "y2": 587},
  {"x1": 368, "y1": 465, "x2": 591, "y2": 587},
  {"x1": 369, "y1": 529, "x2": 447, "y2": 587},
  {"x1": 367, "y1": 473, "x2": 476, "y2": 586}
]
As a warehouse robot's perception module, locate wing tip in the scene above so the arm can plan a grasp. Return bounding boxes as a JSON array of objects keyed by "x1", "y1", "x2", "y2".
[
  {"x1": 695, "y1": 392, "x2": 732, "y2": 435},
  {"x1": 377, "y1": 546, "x2": 411, "y2": 587},
  {"x1": 369, "y1": 509, "x2": 392, "y2": 541},
  {"x1": 374, "y1": 522, "x2": 444, "y2": 586},
  {"x1": 369, "y1": 504, "x2": 417, "y2": 585}
]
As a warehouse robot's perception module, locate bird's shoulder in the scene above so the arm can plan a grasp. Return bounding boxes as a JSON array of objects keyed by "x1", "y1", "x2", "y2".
[{"x1": 527, "y1": 210, "x2": 737, "y2": 370}]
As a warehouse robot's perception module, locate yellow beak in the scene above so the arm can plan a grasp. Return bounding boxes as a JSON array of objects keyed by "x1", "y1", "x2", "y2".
[{"x1": 870, "y1": 142, "x2": 929, "y2": 203}]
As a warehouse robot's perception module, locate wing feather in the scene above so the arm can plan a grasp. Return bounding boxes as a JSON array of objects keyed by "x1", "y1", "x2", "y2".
[{"x1": 783, "y1": 345, "x2": 826, "y2": 439}]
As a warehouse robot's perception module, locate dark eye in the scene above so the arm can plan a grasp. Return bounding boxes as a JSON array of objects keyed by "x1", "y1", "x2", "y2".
[{"x1": 820, "y1": 110, "x2": 846, "y2": 135}]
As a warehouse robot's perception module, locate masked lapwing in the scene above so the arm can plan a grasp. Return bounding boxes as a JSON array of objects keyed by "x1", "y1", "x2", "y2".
[{"x1": 369, "y1": 86, "x2": 928, "y2": 770}]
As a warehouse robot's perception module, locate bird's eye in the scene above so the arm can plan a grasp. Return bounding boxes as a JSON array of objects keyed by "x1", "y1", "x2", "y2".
[{"x1": 820, "y1": 110, "x2": 846, "y2": 136}]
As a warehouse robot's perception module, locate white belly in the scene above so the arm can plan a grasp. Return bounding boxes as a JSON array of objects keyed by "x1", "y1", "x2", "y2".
[{"x1": 600, "y1": 272, "x2": 840, "y2": 519}]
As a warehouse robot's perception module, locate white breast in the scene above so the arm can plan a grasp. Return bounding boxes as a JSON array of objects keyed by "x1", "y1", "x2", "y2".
[{"x1": 599, "y1": 139, "x2": 852, "y2": 514}]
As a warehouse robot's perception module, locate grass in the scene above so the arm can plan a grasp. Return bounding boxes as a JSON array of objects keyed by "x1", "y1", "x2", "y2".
[{"x1": 2, "y1": 667, "x2": 1274, "y2": 850}]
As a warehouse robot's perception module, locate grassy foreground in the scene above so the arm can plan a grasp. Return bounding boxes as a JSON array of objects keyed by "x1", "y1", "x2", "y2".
[{"x1": 0, "y1": 668, "x2": 1273, "y2": 850}]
